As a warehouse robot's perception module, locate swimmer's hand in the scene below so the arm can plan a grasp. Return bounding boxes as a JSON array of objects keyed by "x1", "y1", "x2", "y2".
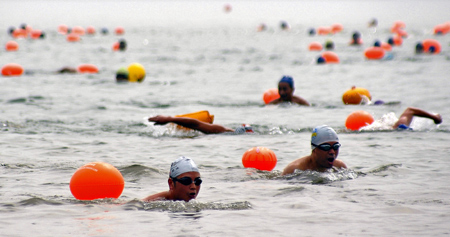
[{"x1": 148, "y1": 115, "x2": 172, "y2": 125}]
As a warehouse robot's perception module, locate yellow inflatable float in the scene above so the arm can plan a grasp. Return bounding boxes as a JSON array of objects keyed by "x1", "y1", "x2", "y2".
[{"x1": 173, "y1": 110, "x2": 214, "y2": 131}]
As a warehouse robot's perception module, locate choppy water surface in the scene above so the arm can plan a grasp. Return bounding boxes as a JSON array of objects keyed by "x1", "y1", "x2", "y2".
[{"x1": 1, "y1": 0, "x2": 450, "y2": 236}]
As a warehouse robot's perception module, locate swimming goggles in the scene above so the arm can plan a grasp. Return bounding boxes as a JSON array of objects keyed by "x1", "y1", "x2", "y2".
[
  {"x1": 311, "y1": 143, "x2": 341, "y2": 151},
  {"x1": 172, "y1": 177, "x2": 202, "y2": 186}
]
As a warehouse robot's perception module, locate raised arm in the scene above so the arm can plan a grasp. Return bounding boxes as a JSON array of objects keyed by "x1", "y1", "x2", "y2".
[
  {"x1": 393, "y1": 107, "x2": 442, "y2": 128},
  {"x1": 148, "y1": 115, "x2": 234, "y2": 134}
]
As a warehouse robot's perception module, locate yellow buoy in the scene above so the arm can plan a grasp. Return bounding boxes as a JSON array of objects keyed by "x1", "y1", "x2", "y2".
[
  {"x1": 342, "y1": 86, "x2": 371, "y2": 105},
  {"x1": 127, "y1": 63, "x2": 146, "y2": 82},
  {"x1": 173, "y1": 110, "x2": 214, "y2": 131}
]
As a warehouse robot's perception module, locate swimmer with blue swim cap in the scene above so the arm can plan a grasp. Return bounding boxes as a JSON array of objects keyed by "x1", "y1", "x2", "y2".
[
  {"x1": 268, "y1": 76, "x2": 310, "y2": 106},
  {"x1": 393, "y1": 107, "x2": 442, "y2": 130},
  {"x1": 282, "y1": 125, "x2": 347, "y2": 175},
  {"x1": 143, "y1": 156, "x2": 202, "y2": 202}
]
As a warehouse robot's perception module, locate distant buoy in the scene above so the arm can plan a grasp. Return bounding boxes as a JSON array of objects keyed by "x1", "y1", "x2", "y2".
[
  {"x1": 391, "y1": 20, "x2": 406, "y2": 33},
  {"x1": 263, "y1": 88, "x2": 279, "y2": 104},
  {"x1": 224, "y1": 4, "x2": 232, "y2": 13},
  {"x1": 433, "y1": 23, "x2": 450, "y2": 35},
  {"x1": 364, "y1": 47, "x2": 385, "y2": 60},
  {"x1": 70, "y1": 162, "x2": 124, "y2": 200},
  {"x1": 242, "y1": 147, "x2": 277, "y2": 171},
  {"x1": 396, "y1": 29, "x2": 408, "y2": 38},
  {"x1": 393, "y1": 35, "x2": 403, "y2": 46},
  {"x1": 5, "y1": 41, "x2": 19, "y2": 51},
  {"x1": 308, "y1": 42, "x2": 323, "y2": 51},
  {"x1": 127, "y1": 63, "x2": 145, "y2": 82},
  {"x1": 342, "y1": 86, "x2": 371, "y2": 105},
  {"x1": 381, "y1": 42, "x2": 392, "y2": 51},
  {"x1": 321, "y1": 51, "x2": 339, "y2": 63},
  {"x1": 29, "y1": 29, "x2": 43, "y2": 39},
  {"x1": 112, "y1": 42, "x2": 120, "y2": 51},
  {"x1": 331, "y1": 23, "x2": 343, "y2": 33},
  {"x1": 422, "y1": 39, "x2": 441, "y2": 54},
  {"x1": 345, "y1": 111, "x2": 374, "y2": 131},
  {"x1": 317, "y1": 26, "x2": 332, "y2": 35},
  {"x1": 1, "y1": 63, "x2": 24, "y2": 77},
  {"x1": 72, "y1": 26, "x2": 85, "y2": 35},
  {"x1": 77, "y1": 64, "x2": 99, "y2": 73},
  {"x1": 12, "y1": 28, "x2": 27, "y2": 38},
  {"x1": 66, "y1": 33, "x2": 80, "y2": 42},
  {"x1": 58, "y1": 24, "x2": 69, "y2": 34},
  {"x1": 86, "y1": 26, "x2": 96, "y2": 35},
  {"x1": 115, "y1": 26, "x2": 125, "y2": 35}
]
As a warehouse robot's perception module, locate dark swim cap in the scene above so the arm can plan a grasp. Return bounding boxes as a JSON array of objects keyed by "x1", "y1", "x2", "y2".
[
  {"x1": 279, "y1": 76, "x2": 294, "y2": 88},
  {"x1": 317, "y1": 56, "x2": 326, "y2": 64}
]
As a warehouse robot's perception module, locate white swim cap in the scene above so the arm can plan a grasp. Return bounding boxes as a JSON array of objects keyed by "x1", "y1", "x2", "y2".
[
  {"x1": 169, "y1": 156, "x2": 199, "y2": 178},
  {"x1": 311, "y1": 125, "x2": 339, "y2": 150}
]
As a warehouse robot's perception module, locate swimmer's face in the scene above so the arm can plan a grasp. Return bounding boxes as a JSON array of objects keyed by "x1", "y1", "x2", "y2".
[
  {"x1": 170, "y1": 171, "x2": 201, "y2": 202},
  {"x1": 278, "y1": 82, "x2": 293, "y2": 101},
  {"x1": 313, "y1": 142, "x2": 339, "y2": 169}
]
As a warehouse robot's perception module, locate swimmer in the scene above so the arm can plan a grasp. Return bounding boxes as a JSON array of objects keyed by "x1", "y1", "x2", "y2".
[
  {"x1": 350, "y1": 31, "x2": 362, "y2": 45},
  {"x1": 368, "y1": 18, "x2": 378, "y2": 28},
  {"x1": 143, "y1": 157, "x2": 202, "y2": 202},
  {"x1": 148, "y1": 115, "x2": 253, "y2": 134},
  {"x1": 268, "y1": 76, "x2": 310, "y2": 106},
  {"x1": 325, "y1": 40, "x2": 334, "y2": 50},
  {"x1": 282, "y1": 125, "x2": 347, "y2": 175},
  {"x1": 393, "y1": 107, "x2": 442, "y2": 129},
  {"x1": 118, "y1": 39, "x2": 127, "y2": 51},
  {"x1": 57, "y1": 67, "x2": 77, "y2": 74}
]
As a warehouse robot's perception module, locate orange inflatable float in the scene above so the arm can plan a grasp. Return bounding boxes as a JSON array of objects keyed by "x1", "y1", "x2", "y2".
[
  {"x1": 12, "y1": 28, "x2": 27, "y2": 38},
  {"x1": 72, "y1": 26, "x2": 85, "y2": 35},
  {"x1": 345, "y1": 111, "x2": 374, "y2": 131},
  {"x1": 342, "y1": 86, "x2": 371, "y2": 105},
  {"x1": 70, "y1": 162, "x2": 125, "y2": 200},
  {"x1": 321, "y1": 51, "x2": 339, "y2": 63},
  {"x1": 433, "y1": 22, "x2": 450, "y2": 35},
  {"x1": 1, "y1": 63, "x2": 24, "y2": 76},
  {"x1": 242, "y1": 147, "x2": 277, "y2": 171},
  {"x1": 263, "y1": 88, "x2": 280, "y2": 104},
  {"x1": 58, "y1": 24, "x2": 69, "y2": 34},
  {"x1": 393, "y1": 35, "x2": 403, "y2": 46},
  {"x1": 66, "y1": 33, "x2": 80, "y2": 42},
  {"x1": 317, "y1": 26, "x2": 332, "y2": 35},
  {"x1": 422, "y1": 39, "x2": 441, "y2": 54},
  {"x1": 364, "y1": 46, "x2": 385, "y2": 60},
  {"x1": 5, "y1": 41, "x2": 19, "y2": 51},
  {"x1": 381, "y1": 42, "x2": 392, "y2": 51},
  {"x1": 29, "y1": 29, "x2": 43, "y2": 39},
  {"x1": 86, "y1": 26, "x2": 96, "y2": 35},
  {"x1": 308, "y1": 42, "x2": 323, "y2": 51},
  {"x1": 77, "y1": 64, "x2": 99, "y2": 73},
  {"x1": 115, "y1": 26, "x2": 125, "y2": 35},
  {"x1": 331, "y1": 23, "x2": 343, "y2": 33},
  {"x1": 173, "y1": 110, "x2": 214, "y2": 131}
]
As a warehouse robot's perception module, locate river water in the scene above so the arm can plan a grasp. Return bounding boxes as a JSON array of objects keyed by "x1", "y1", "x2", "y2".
[{"x1": 1, "y1": 0, "x2": 450, "y2": 236}]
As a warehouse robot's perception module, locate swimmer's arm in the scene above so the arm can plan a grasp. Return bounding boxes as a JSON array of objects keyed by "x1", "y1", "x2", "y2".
[
  {"x1": 148, "y1": 115, "x2": 233, "y2": 134},
  {"x1": 142, "y1": 191, "x2": 170, "y2": 202},
  {"x1": 293, "y1": 96, "x2": 310, "y2": 106},
  {"x1": 282, "y1": 158, "x2": 304, "y2": 175}
]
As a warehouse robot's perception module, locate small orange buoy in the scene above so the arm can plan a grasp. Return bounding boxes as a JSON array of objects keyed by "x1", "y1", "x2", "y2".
[
  {"x1": 263, "y1": 88, "x2": 280, "y2": 104},
  {"x1": 342, "y1": 86, "x2": 371, "y2": 105},
  {"x1": 381, "y1": 42, "x2": 392, "y2": 51},
  {"x1": 242, "y1": 147, "x2": 277, "y2": 171},
  {"x1": 422, "y1": 39, "x2": 441, "y2": 54},
  {"x1": 5, "y1": 41, "x2": 19, "y2": 51},
  {"x1": 112, "y1": 42, "x2": 120, "y2": 51},
  {"x1": 72, "y1": 26, "x2": 85, "y2": 35},
  {"x1": 317, "y1": 26, "x2": 332, "y2": 35},
  {"x1": 58, "y1": 24, "x2": 69, "y2": 34},
  {"x1": 433, "y1": 23, "x2": 450, "y2": 35},
  {"x1": 2, "y1": 63, "x2": 24, "y2": 76},
  {"x1": 66, "y1": 33, "x2": 80, "y2": 42},
  {"x1": 115, "y1": 26, "x2": 125, "y2": 35},
  {"x1": 364, "y1": 46, "x2": 385, "y2": 60},
  {"x1": 224, "y1": 3, "x2": 232, "y2": 13},
  {"x1": 331, "y1": 23, "x2": 343, "y2": 33},
  {"x1": 86, "y1": 26, "x2": 96, "y2": 35},
  {"x1": 345, "y1": 110, "x2": 374, "y2": 131},
  {"x1": 321, "y1": 51, "x2": 339, "y2": 63},
  {"x1": 396, "y1": 29, "x2": 408, "y2": 38},
  {"x1": 393, "y1": 35, "x2": 403, "y2": 46},
  {"x1": 70, "y1": 162, "x2": 125, "y2": 200},
  {"x1": 29, "y1": 29, "x2": 42, "y2": 39},
  {"x1": 77, "y1": 64, "x2": 99, "y2": 73},
  {"x1": 12, "y1": 28, "x2": 27, "y2": 38},
  {"x1": 308, "y1": 42, "x2": 323, "y2": 51}
]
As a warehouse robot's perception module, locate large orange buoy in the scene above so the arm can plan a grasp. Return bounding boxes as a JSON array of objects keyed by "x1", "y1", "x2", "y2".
[
  {"x1": 331, "y1": 23, "x2": 343, "y2": 33},
  {"x1": 364, "y1": 46, "x2": 385, "y2": 60},
  {"x1": 345, "y1": 110, "x2": 374, "y2": 131},
  {"x1": 317, "y1": 26, "x2": 332, "y2": 35},
  {"x1": 422, "y1": 39, "x2": 441, "y2": 54},
  {"x1": 70, "y1": 162, "x2": 125, "y2": 200},
  {"x1": 263, "y1": 88, "x2": 280, "y2": 104},
  {"x1": 321, "y1": 51, "x2": 339, "y2": 63},
  {"x1": 308, "y1": 42, "x2": 323, "y2": 51},
  {"x1": 5, "y1": 41, "x2": 19, "y2": 51},
  {"x1": 342, "y1": 86, "x2": 371, "y2": 105},
  {"x1": 72, "y1": 26, "x2": 85, "y2": 35},
  {"x1": 86, "y1": 26, "x2": 96, "y2": 35},
  {"x1": 115, "y1": 26, "x2": 125, "y2": 35},
  {"x1": 58, "y1": 24, "x2": 69, "y2": 34},
  {"x1": 1, "y1": 63, "x2": 24, "y2": 76},
  {"x1": 242, "y1": 147, "x2": 277, "y2": 171},
  {"x1": 77, "y1": 64, "x2": 99, "y2": 73},
  {"x1": 66, "y1": 33, "x2": 80, "y2": 42}
]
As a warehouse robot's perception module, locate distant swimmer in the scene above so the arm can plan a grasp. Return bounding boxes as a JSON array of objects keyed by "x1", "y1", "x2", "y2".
[
  {"x1": 350, "y1": 31, "x2": 362, "y2": 45},
  {"x1": 280, "y1": 21, "x2": 290, "y2": 31},
  {"x1": 368, "y1": 18, "x2": 378, "y2": 27},
  {"x1": 148, "y1": 115, "x2": 253, "y2": 134},
  {"x1": 393, "y1": 107, "x2": 442, "y2": 130},
  {"x1": 282, "y1": 125, "x2": 347, "y2": 175},
  {"x1": 57, "y1": 67, "x2": 77, "y2": 74},
  {"x1": 143, "y1": 157, "x2": 202, "y2": 202},
  {"x1": 268, "y1": 76, "x2": 310, "y2": 106}
]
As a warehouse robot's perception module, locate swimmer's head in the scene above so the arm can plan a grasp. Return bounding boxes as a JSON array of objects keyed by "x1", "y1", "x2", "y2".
[
  {"x1": 387, "y1": 37, "x2": 394, "y2": 45},
  {"x1": 415, "y1": 42, "x2": 424, "y2": 54},
  {"x1": 317, "y1": 56, "x2": 326, "y2": 64},
  {"x1": 234, "y1": 124, "x2": 253, "y2": 134},
  {"x1": 325, "y1": 40, "x2": 334, "y2": 50},
  {"x1": 374, "y1": 40, "x2": 381, "y2": 47},
  {"x1": 311, "y1": 125, "x2": 339, "y2": 150},
  {"x1": 169, "y1": 156, "x2": 199, "y2": 178},
  {"x1": 279, "y1": 75, "x2": 294, "y2": 89}
]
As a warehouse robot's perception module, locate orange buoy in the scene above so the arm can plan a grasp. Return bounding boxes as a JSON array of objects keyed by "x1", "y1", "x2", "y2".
[
  {"x1": 317, "y1": 26, "x2": 332, "y2": 35},
  {"x1": 12, "y1": 28, "x2": 27, "y2": 38},
  {"x1": 72, "y1": 26, "x2": 85, "y2": 35},
  {"x1": 5, "y1": 41, "x2": 19, "y2": 51},
  {"x1": 66, "y1": 33, "x2": 80, "y2": 42},
  {"x1": 86, "y1": 26, "x2": 96, "y2": 35},
  {"x1": 242, "y1": 147, "x2": 277, "y2": 171},
  {"x1": 345, "y1": 110, "x2": 374, "y2": 131},
  {"x1": 2, "y1": 63, "x2": 24, "y2": 76},
  {"x1": 342, "y1": 86, "x2": 371, "y2": 105},
  {"x1": 391, "y1": 20, "x2": 406, "y2": 33},
  {"x1": 321, "y1": 51, "x2": 339, "y2": 63},
  {"x1": 331, "y1": 23, "x2": 343, "y2": 33},
  {"x1": 77, "y1": 64, "x2": 99, "y2": 73},
  {"x1": 29, "y1": 29, "x2": 42, "y2": 39},
  {"x1": 58, "y1": 24, "x2": 69, "y2": 34},
  {"x1": 396, "y1": 29, "x2": 408, "y2": 38},
  {"x1": 364, "y1": 46, "x2": 385, "y2": 60},
  {"x1": 115, "y1": 26, "x2": 125, "y2": 35},
  {"x1": 224, "y1": 3, "x2": 232, "y2": 13},
  {"x1": 381, "y1": 42, "x2": 392, "y2": 51},
  {"x1": 393, "y1": 35, "x2": 403, "y2": 46},
  {"x1": 308, "y1": 42, "x2": 323, "y2": 51},
  {"x1": 433, "y1": 23, "x2": 450, "y2": 35},
  {"x1": 263, "y1": 88, "x2": 280, "y2": 104},
  {"x1": 70, "y1": 162, "x2": 125, "y2": 200},
  {"x1": 422, "y1": 39, "x2": 441, "y2": 54},
  {"x1": 112, "y1": 42, "x2": 120, "y2": 51}
]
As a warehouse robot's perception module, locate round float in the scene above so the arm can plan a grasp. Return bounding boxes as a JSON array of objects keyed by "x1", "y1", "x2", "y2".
[
  {"x1": 342, "y1": 86, "x2": 371, "y2": 105},
  {"x1": 127, "y1": 63, "x2": 146, "y2": 82},
  {"x1": 115, "y1": 26, "x2": 125, "y2": 35},
  {"x1": 1, "y1": 63, "x2": 24, "y2": 76},
  {"x1": 263, "y1": 88, "x2": 280, "y2": 104},
  {"x1": 422, "y1": 39, "x2": 441, "y2": 54},
  {"x1": 364, "y1": 47, "x2": 385, "y2": 60},
  {"x1": 308, "y1": 42, "x2": 323, "y2": 51},
  {"x1": 66, "y1": 33, "x2": 80, "y2": 42},
  {"x1": 5, "y1": 41, "x2": 19, "y2": 51},
  {"x1": 345, "y1": 111, "x2": 374, "y2": 131},
  {"x1": 242, "y1": 147, "x2": 277, "y2": 171},
  {"x1": 77, "y1": 64, "x2": 99, "y2": 74},
  {"x1": 321, "y1": 51, "x2": 340, "y2": 63}
]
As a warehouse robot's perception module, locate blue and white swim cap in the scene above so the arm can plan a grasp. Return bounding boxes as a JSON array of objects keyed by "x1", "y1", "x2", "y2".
[
  {"x1": 311, "y1": 125, "x2": 339, "y2": 150},
  {"x1": 169, "y1": 156, "x2": 199, "y2": 178}
]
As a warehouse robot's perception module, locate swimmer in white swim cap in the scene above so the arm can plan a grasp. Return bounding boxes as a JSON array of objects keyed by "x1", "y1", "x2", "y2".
[
  {"x1": 282, "y1": 125, "x2": 347, "y2": 175},
  {"x1": 143, "y1": 156, "x2": 202, "y2": 202}
]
